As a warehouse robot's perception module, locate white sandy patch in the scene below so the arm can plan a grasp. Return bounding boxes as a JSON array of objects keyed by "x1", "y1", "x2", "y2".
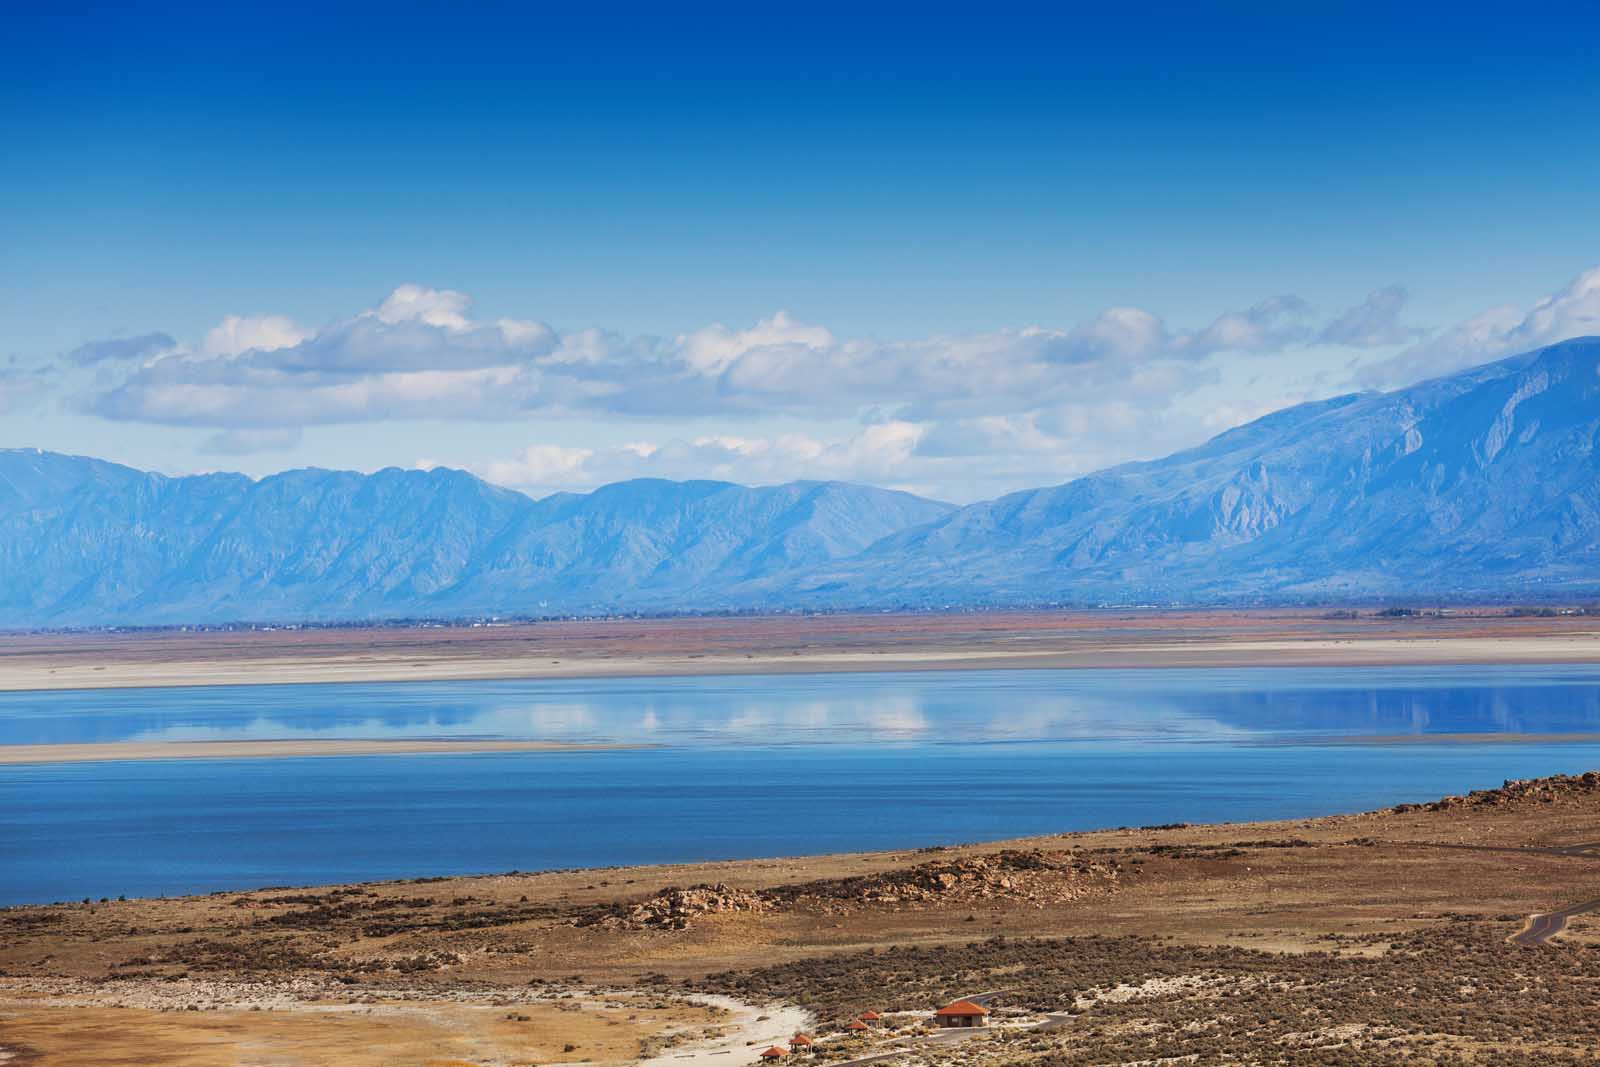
[{"x1": 635, "y1": 994, "x2": 812, "y2": 1067}]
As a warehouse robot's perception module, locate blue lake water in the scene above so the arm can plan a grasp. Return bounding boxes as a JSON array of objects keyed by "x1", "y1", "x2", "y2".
[{"x1": 5, "y1": 665, "x2": 1600, "y2": 905}]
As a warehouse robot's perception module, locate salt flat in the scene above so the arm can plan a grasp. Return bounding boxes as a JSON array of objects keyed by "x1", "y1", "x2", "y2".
[{"x1": 3, "y1": 609, "x2": 1600, "y2": 691}]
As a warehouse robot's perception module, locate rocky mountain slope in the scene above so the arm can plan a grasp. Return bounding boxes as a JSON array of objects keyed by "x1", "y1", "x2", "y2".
[
  {"x1": 3, "y1": 337, "x2": 1598, "y2": 626},
  {"x1": 766, "y1": 336, "x2": 1600, "y2": 606}
]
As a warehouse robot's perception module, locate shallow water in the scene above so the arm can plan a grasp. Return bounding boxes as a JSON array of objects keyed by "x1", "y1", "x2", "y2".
[{"x1": 4, "y1": 665, "x2": 1600, "y2": 905}]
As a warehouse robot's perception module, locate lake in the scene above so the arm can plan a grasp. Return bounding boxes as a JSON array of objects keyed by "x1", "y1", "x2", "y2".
[{"x1": 5, "y1": 664, "x2": 1600, "y2": 905}]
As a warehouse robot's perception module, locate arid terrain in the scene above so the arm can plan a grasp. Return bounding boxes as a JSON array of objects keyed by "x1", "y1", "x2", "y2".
[
  {"x1": 2, "y1": 608, "x2": 1600, "y2": 691},
  {"x1": 9, "y1": 772, "x2": 1600, "y2": 1065}
]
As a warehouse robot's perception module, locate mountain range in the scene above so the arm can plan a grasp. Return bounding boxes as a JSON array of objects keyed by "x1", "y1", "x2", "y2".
[{"x1": 4, "y1": 337, "x2": 1599, "y2": 628}]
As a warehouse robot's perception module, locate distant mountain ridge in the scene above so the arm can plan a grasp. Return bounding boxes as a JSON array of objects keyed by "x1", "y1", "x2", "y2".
[
  {"x1": 4, "y1": 337, "x2": 1600, "y2": 628},
  {"x1": 0, "y1": 455, "x2": 951, "y2": 626},
  {"x1": 764, "y1": 336, "x2": 1600, "y2": 606}
]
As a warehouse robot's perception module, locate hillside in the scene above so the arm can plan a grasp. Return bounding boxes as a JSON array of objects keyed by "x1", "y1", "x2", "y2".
[{"x1": 766, "y1": 336, "x2": 1600, "y2": 606}]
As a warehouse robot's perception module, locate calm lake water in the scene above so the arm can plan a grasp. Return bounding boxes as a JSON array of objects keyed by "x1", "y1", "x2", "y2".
[{"x1": 5, "y1": 665, "x2": 1600, "y2": 905}]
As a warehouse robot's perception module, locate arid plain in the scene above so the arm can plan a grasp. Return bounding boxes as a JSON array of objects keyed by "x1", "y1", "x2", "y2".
[
  {"x1": 3, "y1": 608, "x2": 1600, "y2": 693},
  {"x1": 6, "y1": 612, "x2": 1600, "y2": 1065}
]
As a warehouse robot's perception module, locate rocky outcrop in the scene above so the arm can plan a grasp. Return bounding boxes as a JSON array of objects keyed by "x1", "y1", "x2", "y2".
[
  {"x1": 1393, "y1": 771, "x2": 1600, "y2": 813},
  {"x1": 579, "y1": 883, "x2": 774, "y2": 931},
  {"x1": 780, "y1": 849, "x2": 1125, "y2": 912},
  {"x1": 576, "y1": 849, "x2": 1129, "y2": 932}
]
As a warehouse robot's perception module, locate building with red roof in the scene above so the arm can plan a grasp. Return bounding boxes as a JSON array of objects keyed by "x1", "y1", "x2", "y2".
[
  {"x1": 759, "y1": 1046, "x2": 787, "y2": 1060},
  {"x1": 933, "y1": 1000, "x2": 989, "y2": 1028}
]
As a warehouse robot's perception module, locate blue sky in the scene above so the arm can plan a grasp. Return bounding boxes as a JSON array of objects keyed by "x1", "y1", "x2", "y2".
[{"x1": 4, "y1": 4, "x2": 1600, "y2": 501}]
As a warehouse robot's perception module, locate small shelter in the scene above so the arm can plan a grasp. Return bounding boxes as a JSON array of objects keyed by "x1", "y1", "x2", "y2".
[
  {"x1": 788, "y1": 1034, "x2": 814, "y2": 1052},
  {"x1": 858, "y1": 1011, "x2": 883, "y2": 1026},
  {"x1": 759, "y1": 1046, "x2": 787, "y2": 1060},
  {"x1": 846, "y1": 1019, "x2": 871, "y2": 1036},
  {"x1": 933, "y1": 1000, "x2": 989, "y2": 1029}
]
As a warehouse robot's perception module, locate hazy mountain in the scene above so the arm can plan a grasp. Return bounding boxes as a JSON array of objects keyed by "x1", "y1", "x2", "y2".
[
  {"x1": 767, "y1": 336, "x2": 1600, "y2": 606},
  {"x1": 0, "y1": 455, "x2": 951, "y2": 626},
  {"x1": 4, "y1": 337, "x2": 1599, "y2": 627}
]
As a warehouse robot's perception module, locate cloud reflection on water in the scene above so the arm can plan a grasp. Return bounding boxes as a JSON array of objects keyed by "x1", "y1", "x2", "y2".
[{"x1": 10, "y1": 665, "x2": 1600, "y2": 749}]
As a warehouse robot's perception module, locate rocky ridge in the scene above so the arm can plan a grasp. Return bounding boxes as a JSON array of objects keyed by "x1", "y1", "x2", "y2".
[
  {"x1": 580, "y1": 849, "x2": 1127, "y2": 931},
  {"x1": 1393, "y1": 771, "x2": 1600, "y2": 812}
]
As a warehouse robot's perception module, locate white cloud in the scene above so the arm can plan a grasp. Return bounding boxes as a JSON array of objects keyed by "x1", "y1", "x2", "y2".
[
  {"x1": 1179, "y1": 294, "x2": 1313, "y2": 357},
  {"x1": 87, "y1": 287, "x2": 568, "y2": 426},
  {"x1": 1054, "y1": 306, "x2": 1169, "y2": 362},
  {"x1": 472, "y1": 443, "x2": 608, "y2": 490},
  {"x1": 465, "y1": 423, "x2": 934, "y2": 498},
  {"x1": 1516, "y1": 267, "x2": 1600, "y2": 344},
  {"x1": 78, "y1": 276, "x2": 1596, "y2": 501},
  {"x1": 1358, "y1": 266, "x2": 1600, "y2": 387},
  {"x1": 678, "y1": 310, "x2": 835, "y2": 375},
  {"x1": 84, "y1": 284, "x2": 1333, "y2": 431},
  {"x1": 374, "y1": 284, "x2": 473, "y2": 329},
  {"x1": 201, "y1": 315, "x2": 309, "y2": 358},
  {"x1": 459, "y1": 408, "x2": 1251, "y2": 503},
  {"x1": 65, "y1": 331, "x2": 176, "y2": 366},
  {"x1": 1316, "y1": 285, "x2": 1422, "y2": 348}
]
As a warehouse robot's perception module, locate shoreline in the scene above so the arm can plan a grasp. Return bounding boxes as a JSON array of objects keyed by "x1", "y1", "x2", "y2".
[
  {"x1": 8, "y1": 730, "x2": 1599, "y2": 769},
  {"x1": 4, "y1": 768, "x2": 1589, "y2": 910},
  {"x1": 10, "y1": 770, "x2": 1600, "y2": 1063},
  {"x1": 0, "y1": 737, "x2": 640, "y2": 765},
  {"x1": 4, "y1": 629, "x2": 1600, "y2": 693}
]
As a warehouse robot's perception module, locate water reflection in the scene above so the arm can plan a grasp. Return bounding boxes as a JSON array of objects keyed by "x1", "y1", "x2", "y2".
[{"x1": 6, "y1": 664, "x2": 1600, "y2": 749}]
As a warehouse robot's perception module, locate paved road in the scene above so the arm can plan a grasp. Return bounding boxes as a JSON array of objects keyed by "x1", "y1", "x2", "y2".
[
  {"x1": 1419, "y1": 839, "x2": 1600, "y2": 946},
  {"x1": 1509, "y1": 897, "x2": 1600, "y2": 946}
]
